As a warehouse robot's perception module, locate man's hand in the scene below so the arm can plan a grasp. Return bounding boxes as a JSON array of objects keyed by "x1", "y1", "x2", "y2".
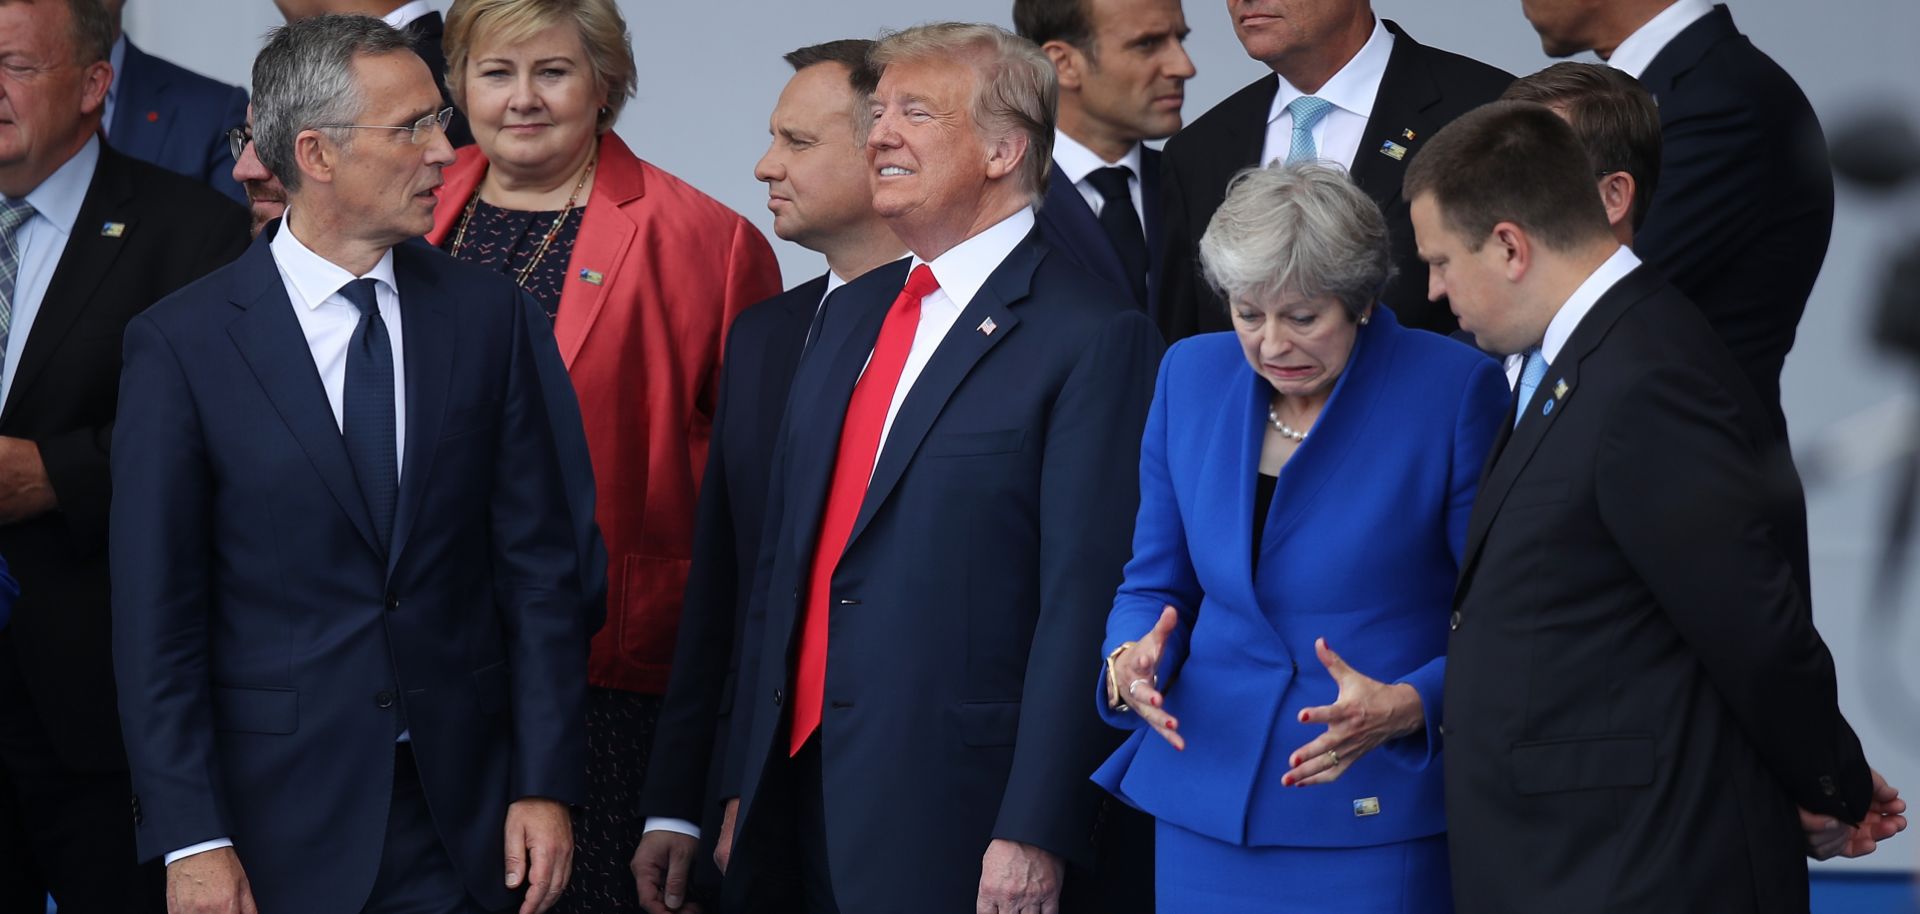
[
  {"x1": 1801, "y1": 768, "x2": 1908, "y2": 860},
  {"x1": 505, "y1": 797, "x2": 574, "y2": 914},
  {"x1": 167, "y1": 846, "x2": 257, "y2": 914},
  {"x1": 713, "y1": 798, "x2": 739, "y2": 874},
  {"x1": 975, "y1": 839, "x2": 1063, "y2": 914},
  {"x1": 0, "y1": 437, "x2": 54, "y2": 524},
  {"x1": 632, "y1": 830, "x2": 701, "y2": 913}
]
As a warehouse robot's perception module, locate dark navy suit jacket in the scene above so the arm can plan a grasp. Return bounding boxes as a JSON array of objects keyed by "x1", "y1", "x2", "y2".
[
  {"x1": 724, "y1": 235, "x2": 1163, "y2": 911},
  {"x1": 110, "y1": 39, "x2": 248, "y2": 204},
  {"x1": 110, "y1": 234, "x2": 593, "y2": 914},
  {"x1": 1092, "y1": 309, "x2": 1506, "y2": 847},
  {"x1": 1036, "y1": 148, "x2": 1163, "y2": 321}
]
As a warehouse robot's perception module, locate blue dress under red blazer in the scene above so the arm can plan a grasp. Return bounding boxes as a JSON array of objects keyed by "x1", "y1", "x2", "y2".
[{"x1": 1092, "y1": 306, "x2": 1507, "y2": 848}]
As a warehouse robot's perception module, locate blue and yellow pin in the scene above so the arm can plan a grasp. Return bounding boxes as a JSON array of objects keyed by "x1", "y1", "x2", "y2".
[{"x1": 100, "y1": 221, "x2": 126, "y2": 238}]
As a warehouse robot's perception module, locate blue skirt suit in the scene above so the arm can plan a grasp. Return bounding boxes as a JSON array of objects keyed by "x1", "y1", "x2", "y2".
[{"x1": 1092, "y1": 307, "x2": 1507, "y2": 913}]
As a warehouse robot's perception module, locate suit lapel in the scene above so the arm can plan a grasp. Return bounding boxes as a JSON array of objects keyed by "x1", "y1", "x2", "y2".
[
  {"x1": 1141, "y1": 145, "x2": 1164, "y2": 317},
  {"x1": 386, "y1": 247, "x2": 454, "y2": 572},
  {"x1": 1637, "y1": 5, "x2": 1735, "y2": 100},
  {"x1": 1, "y1": 148, "x2": 132, "y2": 424},
  {"x1": 224, "y1": 239, "x2": 383, "y2": 556},
  {"x1": 552, "y1": 134, "x2": 640, "y2": 368},
  {"x1": 1041, "y1": 160, "x2": 1125, "y2": 286},
  {"x1": 841, "y1": 242, "x2": 1035, "y2": 552},
  {"x1": 109, "y1": 43, "x2": 172, "y2": 161},
  {"x1": 1347, "y1": 21, "x2": 1442, "y2": 212}
]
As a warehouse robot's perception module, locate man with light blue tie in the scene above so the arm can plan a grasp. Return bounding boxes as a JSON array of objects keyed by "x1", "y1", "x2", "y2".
[{"x1": 1155, "y1": 0, "x2": 1511, "y2": 341}]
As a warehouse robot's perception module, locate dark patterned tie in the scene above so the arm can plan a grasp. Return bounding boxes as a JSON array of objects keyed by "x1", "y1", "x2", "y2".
[
  {"x1": 1084, "y1": 165, "x2": 1149, "y2": 310},
  {"x1": 339, "y1": 278, "x2": 398, "y2": 553},
  {"x1": 0, "y1": 198, "x2": 38, "y2": 376}
]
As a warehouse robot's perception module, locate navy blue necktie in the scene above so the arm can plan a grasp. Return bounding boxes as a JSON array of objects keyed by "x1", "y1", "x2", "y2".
[
  {"x1": 339, "y1": 278, "x2": 397, "y2": 553},
  {"x1": 1084, "y1": 165, "x2": 1150, "y2": 311}
]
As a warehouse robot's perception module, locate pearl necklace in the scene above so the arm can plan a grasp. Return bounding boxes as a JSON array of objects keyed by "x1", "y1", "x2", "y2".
[{"x1": 1267, "y1": 405, "x2": 1310, "y2": 442}]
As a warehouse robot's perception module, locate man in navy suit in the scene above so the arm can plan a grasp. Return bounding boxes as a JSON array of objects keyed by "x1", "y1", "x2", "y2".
[
  {"x1": 1520, "y1": 0, "x2": 1825, "y2": 433},
  {"x1": 110, "y1": 16, "x2": 589, "y2": 914},
  {"x1": 718, "y1": 23, "x2": 1161, "y2": 914},
  {"x1": 101, "y1": 0, "x2": 248, "y2": 203},
  {"x1": 629, "y1": 38, "x2": 905, "y2": 914},
  {"x1": 1014, "y1": 0, "x2": 1192, "y2": 321}
]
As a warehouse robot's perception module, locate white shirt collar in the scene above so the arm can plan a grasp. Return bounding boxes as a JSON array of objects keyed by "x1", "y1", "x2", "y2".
[
  {"x1": 270, "y1": 210, "x2": 399, "y2": 310},
  {"x1": 14, "y1": 134, "x2": 99, "y2": 238},
  {"x1": 1051, "y1": 129, "x2": 1143, "y2": 185},
  {"x1": 910, "y1": 207, "x2": 1036, "y2": 311},
  {"x1": 1269, "y1": 16, "x2": 1393, "y2": 125},
  {"x1": 1605, "y1": 0, "x2": 1714, "y2": 78},
  {"x1": 1504, "y1": 245, "x2": 1641, "y2": 377},
  {"x1": 823, "y1": 269, "x2": 847, "y2": 299},
  {"x1": 382, "y1": 0, "x2": 434, "y2": 29}
]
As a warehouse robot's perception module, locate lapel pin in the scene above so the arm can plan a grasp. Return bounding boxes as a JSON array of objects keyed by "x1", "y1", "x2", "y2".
[
  {"x1": 1542, "y1": 399, "x2": 1556, "y2": 417},
  {"x1": 1379, "y1": 141, "x2": 1408, "y2": 161},
  {"x1": 1553, "y1": 379, "x2": 1570, "y2": 399},
  {"x1": 100, "y1": 221, "x2": 126, "y2": 238},
  {"x1": 976, "y1": 316, "x2": 998, "y2": 336},
  {"x1": 1401, "y1": 128, "x2": 1416, "y2": 141},
  {"x1": 1353, "y1": 797, "x2": 1381, "y2": 817},
  {"x1": 577, "y1": 268, "x2": 604, "y2": 286},
  {"x1": 146, "y1": 111, "x2": 159, "y2": 123}
]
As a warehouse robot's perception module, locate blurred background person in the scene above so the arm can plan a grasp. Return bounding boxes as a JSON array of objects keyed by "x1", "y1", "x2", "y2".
[
  {"x1": 1520, "y1": 0, "x2": 1828, "y2": 434},
  {"x1": 0, "y1": 0, "x2": 248, "y2": 909},
  {"x1": 1156, "y1": 0, "x2": 1511, "y2": 342},
  {"x1": 272, "y1": 0, "x2": 473, "y2": 146},
  {"x1": 431, "y1": 0, "x2": 781, "y2": 909},
  {"x1": 99, "y1": 0, "x2": 248, "y2": 203},
  {"x1": 1500, "y1": 62, "x2": 1661, "y2": 249},
  {"x1": 1015, "y1": 0, "x2": 1192, "y2": 321},
  {"x1": 631, "y1": 37, "x2": 904, "y2": 914},
  {"x1": 1096, "y1": 162, "x2": 1505, "y2": 913}
]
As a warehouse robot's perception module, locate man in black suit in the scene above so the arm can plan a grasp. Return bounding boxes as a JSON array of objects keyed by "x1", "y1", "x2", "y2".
[
  {"x1": 1502, "y1": 62, "x2": 1662, "y2": 250},
  {"x1": 1156, "y1": 0, "x2": 1510, "y2": 341},
  {"x1": 273, "y1": 0, "x2": 473, "y2": 146},
  {"x1": 628, "y1": 38, "x2": 904, "y2": 914},
  {"x1": 1015, "y1": 0, "x2": 1191, "y2": 322},
  {"x1": 1521, "y1": 0, "x2": 1822, "y2": 433},
  {"x1": 0, "y1": 0, "x2": 248, "y2": 910},
  {"x1": 718, "y1": 22, "x2": 1160, "y2": 913},
  {"x1": 1408, "y1": 102, "x2": 1906, "y2": 913}
]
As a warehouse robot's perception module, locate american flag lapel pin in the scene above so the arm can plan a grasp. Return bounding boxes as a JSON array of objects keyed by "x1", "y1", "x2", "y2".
[{"x1": 977, "y1": 316, "x2": 997, "y2": 336}]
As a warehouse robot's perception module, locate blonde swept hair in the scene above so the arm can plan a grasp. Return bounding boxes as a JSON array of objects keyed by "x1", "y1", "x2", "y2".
[{"x1": 444, "y1": 0, "x2": 637, "y2": 134}]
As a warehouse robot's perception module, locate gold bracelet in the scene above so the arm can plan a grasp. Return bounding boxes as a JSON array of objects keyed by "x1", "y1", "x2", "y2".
[{"x1": 1105, "y1": 641, "x2": 1137, "y2": 711}]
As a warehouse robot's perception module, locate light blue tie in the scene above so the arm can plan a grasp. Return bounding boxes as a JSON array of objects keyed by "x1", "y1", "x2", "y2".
[
  {"x1": 1283, "y1": 96, "x2": 1336, "y2": 164},
  {"x1": 0, "y1": 197, "x2": 37, "y2": 375},
  {"x1": 1515, "y1": 347, "x2": 1549, "y2": 429}
]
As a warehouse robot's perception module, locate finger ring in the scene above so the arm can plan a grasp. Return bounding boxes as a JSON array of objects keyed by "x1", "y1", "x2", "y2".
[
  {"x1": 1128, "y1": 678, "x2": 1149, "y2": 697},
  {"x1": 1327, "y1": 749, "x2": 1340, "y2": 767}
]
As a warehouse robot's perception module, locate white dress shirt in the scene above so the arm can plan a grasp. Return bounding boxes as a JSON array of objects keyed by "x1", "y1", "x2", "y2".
[
  {"x1": 165, "y1": 222, "x2": 412, "y2": 867},
  {"x1": 1260, "y1": 17, "x2": 1395, "y2": 170},
  {"x1": 1502, "y1": 245, "x2": 1643, "y2": 389},
  {"x1": 1605, "y1": 0, "x2": 1713, "y2": 78},
  {"x1": 381, "y1": 0, "x2": 434, "y2": 29},
  {"x1": 0, "y1": 135, "x2": 96, "y2": 411},
  {"x1": 1051, "y1": 130, "x2": 1147, "y2": 233},
  {"x1": 102, "y1": 35, "x2": 127, "y2": 138}
]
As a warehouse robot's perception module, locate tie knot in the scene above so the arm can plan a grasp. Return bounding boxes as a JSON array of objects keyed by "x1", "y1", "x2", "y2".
[
  {"x1": 1285, "y1": 95, "x2": 1335, "y2": 132},
  {"x1": 902, "y1": 264, "x2": 939, "y2": 302},
  {"x1": 0, "y1": 197, "x2": 35, "y2": 236},
  {"x1": 1084, "y1": 166, "x2": 1134, "y2": 202},
  {"x1": 338, "y1": 277, "x2": 381, "y2": 317}
]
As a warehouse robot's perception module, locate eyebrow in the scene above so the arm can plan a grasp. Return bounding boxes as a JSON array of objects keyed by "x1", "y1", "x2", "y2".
[{"x1": 475, "y1": 55, "x2": 576, "y2": 67}]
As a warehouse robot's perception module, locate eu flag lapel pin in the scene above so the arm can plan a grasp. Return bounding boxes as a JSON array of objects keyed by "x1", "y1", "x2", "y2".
[
  {"x1": 977, "y1": 316, "x2": 998, "y2": 336},
  {"x1": 1379, "y1": 141, "x2": 1409, "y2": 161},
  {"x1": 577, "y1": 268, "x2": 604, "y2": 286},
  {"x1": 100, "y1": 221, "x2": 126, "y2": 238}
]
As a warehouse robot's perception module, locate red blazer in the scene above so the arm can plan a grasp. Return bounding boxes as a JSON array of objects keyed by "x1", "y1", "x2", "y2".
[{"x1": 430, "y1": 132, "x2": 782, "y2": 692}]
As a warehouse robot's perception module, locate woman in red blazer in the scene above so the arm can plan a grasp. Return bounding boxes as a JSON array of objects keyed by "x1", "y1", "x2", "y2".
[{"x1": 433, "y1": 1, "x2": 781, "y2": 907}]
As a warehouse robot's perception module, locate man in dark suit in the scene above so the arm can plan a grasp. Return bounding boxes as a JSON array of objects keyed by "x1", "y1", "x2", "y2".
[
  {"x1": 1157, "y1": 0, "x2": 1510, "y2": 341},
  {"x1": 110, "y1": 16, "x2": 587, "y2": 914},
  {"x1": 1521, "y1": 0, "x2": 1824, "y2": 433},
  {"x1": 100, "y1": 0, "x2": 249, "y2": 203},
  {"x1": 1407, "y1": 102, "x2": 1906, "y2": 913},
  {"x1": 1502, "y1": 62, "x2": 1662, "y2": 250},
  {"x1": 629, "y1": 38, "x2": 905, "y2": 914},
  {"x1": 0, "y1": 1, "x2": 249, "y2": 910},
  {"x1": 1014, "y1": 0, "x2": 1191, "y2": 321},
  {"x1": 274, "y1": 0, "x2": 474, "y2": 147},
  {"x1": 717, "y1": 22, "x2": 1161, "y2": 914}
]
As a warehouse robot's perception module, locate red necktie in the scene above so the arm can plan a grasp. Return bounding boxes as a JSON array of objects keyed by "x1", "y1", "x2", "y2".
[{"x1": 790, "y1": 264, "x2": 939, "y2": 755}]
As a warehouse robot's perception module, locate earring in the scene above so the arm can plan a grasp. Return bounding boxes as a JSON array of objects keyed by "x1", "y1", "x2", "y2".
[{"x1": 1358, "y1": 314, "x2": 1371, "y2": 326}]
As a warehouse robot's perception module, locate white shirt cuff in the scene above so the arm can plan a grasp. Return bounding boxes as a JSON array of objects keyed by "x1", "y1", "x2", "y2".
[
  {"x1": 643, "y1": 817, "x2": 700, "y2": 839},
  {"x1": 165, "y1": 837, "x2": 234, "y2": 866}
]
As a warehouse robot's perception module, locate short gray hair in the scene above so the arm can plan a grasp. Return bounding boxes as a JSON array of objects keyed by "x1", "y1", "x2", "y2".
[
  {"x1": 868, "y1": 22, "x2": 1056, "y2": 207},
  {"x1": 251, "y1": 14, "x2": 413, "y2": 193},
  {"x1": 1199, "y1": 163, "x2": 1394, "y2": 320}
]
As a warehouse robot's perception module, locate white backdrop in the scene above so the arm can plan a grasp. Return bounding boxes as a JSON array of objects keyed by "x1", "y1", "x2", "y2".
[{"x1": 126, "y1": 0, "x2": 1920, "y2": 874}]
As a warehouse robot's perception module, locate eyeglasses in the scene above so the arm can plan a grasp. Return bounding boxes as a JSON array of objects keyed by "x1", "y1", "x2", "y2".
[
  {"x1": 226, "y1": 125, "x2": 253, "y2": 163},
  {"x1": 312, "y1": 107, "x2": 455, "y2": 146}
]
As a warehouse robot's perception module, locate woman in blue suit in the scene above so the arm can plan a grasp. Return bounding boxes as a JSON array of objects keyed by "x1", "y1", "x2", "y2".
[{"x1": 1094, "y1": 163, "x2": 1508, "y2": 912}]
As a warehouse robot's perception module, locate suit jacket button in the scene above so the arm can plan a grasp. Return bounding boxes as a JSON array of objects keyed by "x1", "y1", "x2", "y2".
[
  {"x1": 772, "y1": 688, "x2": 784, "y2": 707},
  {"x1": 385, "y1": 594, "x2": 400, "y2": 612},
  {"x1": 375, "y1": 690, "x2": 395, "y2": 709},
  {"x1": 1819, "y1": 775, "x2": 1836, "y2": 796},
  {"x1": 1438, "y1": 723, "x2": 1449, "y2": 738},
  {"x1": 1449, "y1": 611, "x2": 1462, "y2": 631}
]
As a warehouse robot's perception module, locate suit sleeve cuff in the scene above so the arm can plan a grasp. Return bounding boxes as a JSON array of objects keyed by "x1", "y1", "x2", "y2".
[
  {"x1": 164, "y1": 838, "x2": 233, "y2": 866},
  {"x1": 1378, "y1": 657, "x2": 1445, "y2": 771},
  {"x1": 642, "y1": 817, "x2": 700, "y2": 840}
]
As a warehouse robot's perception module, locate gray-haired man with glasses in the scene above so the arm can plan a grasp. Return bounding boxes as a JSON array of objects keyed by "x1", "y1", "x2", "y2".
[{"x1": 110, "y1": 14, "x2": 592, "y2": 914}]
